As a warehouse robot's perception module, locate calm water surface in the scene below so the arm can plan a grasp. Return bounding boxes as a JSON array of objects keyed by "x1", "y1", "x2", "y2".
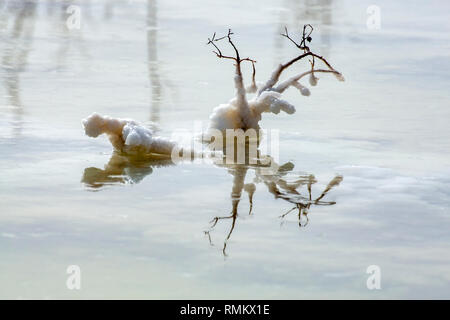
[{"x1": 0, "y1": 0, "x2": 449, "y2": 298}]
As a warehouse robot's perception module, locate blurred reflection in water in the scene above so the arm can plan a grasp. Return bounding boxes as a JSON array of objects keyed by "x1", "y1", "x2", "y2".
[
  {"x1": 146, "y1": 0, "x2": 179, "y2": 124},
  {"x1": 82, "y1": 142, "x2": 343, "y2": 256},
  {"x1": 274, "y1": 0, "x2": 334, "y2": 62},
  {"x1": 82, "y1": 152, "x2": 173, "y2": 189},
  {"x1": 147, "y1": 0, "x2": 161, "y2": 123},
  {"x1": 0, "y1": 0, "x2": 37, "y2": 138},
  {"x1": 206, "y1": 158, "x2": 343, "y2": 256},
  {"x1": 50, "y1": 0, "x2": 90, "y2": 69}
]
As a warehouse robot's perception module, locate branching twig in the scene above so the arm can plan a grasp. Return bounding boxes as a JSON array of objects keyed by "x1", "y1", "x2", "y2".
[
  {"x1": 207, "y1": 29, "x2": 256, "y2": 65},
  {"x1": 250, "y1": 60, "x2": 256, "y2": 88},
  {"x1": 207, "y1": 212, "x2": 238, "y2": 257},
  {"x1": 274, "y1": 69, "x2": 343, "y2": 93},
  {"x1": 258, "y1": 25, "x2": 342, "y2": 96},
  {"x1": 314, "y1": 175, "x2": 343, "y2": 203},
  {"x1": 207, "y1": 29, "x2": 257, "y2": 128},
  {"x1": 245, "y1": 60, "x2": 258, "y2": 93}
]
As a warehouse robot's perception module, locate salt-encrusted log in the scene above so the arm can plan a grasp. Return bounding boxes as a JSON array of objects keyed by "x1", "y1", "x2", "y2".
[{"x1": 82, "y1": 113, "x2": 177, "y2": 155}]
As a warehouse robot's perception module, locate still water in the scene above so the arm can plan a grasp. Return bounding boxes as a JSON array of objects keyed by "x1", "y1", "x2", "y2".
[{"x1": 0, "y1": 0, "x2": 449, "y2": 299}]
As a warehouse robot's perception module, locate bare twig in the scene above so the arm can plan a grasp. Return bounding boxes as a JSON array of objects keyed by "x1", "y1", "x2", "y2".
[
  {"x1": 251, "y1": 60, "x2": 256, "y2": 88},
  {"x1": 314, "y1": 175, "x2": 343, "y2": 203},
  {"x1": 207, "y1": 29, "x2": 257, "y2": 128},
  {"x1": 280, "y1": 24, "x2": 313, "y2": 52},
  {"x1": 258, "y1": 26, "x2": 342, "y2": 96},
  {"x1": 274, "y1": 69, "x2": 343, "y2": 93},
  {"x1": 207, "y1": 29, "x2": 256, "y2": 65}
]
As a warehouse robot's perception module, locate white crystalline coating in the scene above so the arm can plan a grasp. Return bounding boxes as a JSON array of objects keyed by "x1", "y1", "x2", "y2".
[
  {"x1": 123, "y1": 122, "x2": 153, "y2": 149},
  {"x1": 207, "y1": 90, "x2": 296, "y2": 132},
  {"x1": 82, "y1": 113, "x2": 176, "y2": 155},
  {"x1": 309, "y1": 73, "x2": 318, "y2": 86}
]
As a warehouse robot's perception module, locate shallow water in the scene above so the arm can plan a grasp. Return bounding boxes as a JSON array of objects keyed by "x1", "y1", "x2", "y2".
[{"x1": 1, "y1": 0, "x2": 450, "y2": 299}]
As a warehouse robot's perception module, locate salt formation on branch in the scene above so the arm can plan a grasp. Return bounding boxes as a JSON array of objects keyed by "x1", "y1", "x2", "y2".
[
  {"x1": 207, "y1": 25, "x2": 344, "y2": 133},
  {"x1": 82, "y1": 113, "x2": 177, "y2": 156},
  {"x1": 82, "y1": 25, "x2": 343, "y2": 157}
]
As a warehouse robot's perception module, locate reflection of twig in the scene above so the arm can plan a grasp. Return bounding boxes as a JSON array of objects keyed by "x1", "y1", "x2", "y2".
[
  {"x1": 203, "y1": 230, "x2": 214, "y2": 247},
  {"x1": 210, "y1": 214, "x2": 234, "y2": 228},
  {"x1": 277, "y1": 174, "x2": 343, "y2": 227},
  {"x1": 207, "y1": 197, "x2": 240, "y2": 256},
  {"x1": 280, "y1": 204, "x2": 309, "y2": 228},
  {"x1": 258, "y1": 25, "x2": 342, "y2": 95},
  {"x1": 315, "y1": 175, "x2": 343, "y2": 203},
  {"x1": 280, "y1": 206, "x2": 297, "y2": 218},
  {"x1": 222, "y1": 213, "x2": 237, "y2": 257}
]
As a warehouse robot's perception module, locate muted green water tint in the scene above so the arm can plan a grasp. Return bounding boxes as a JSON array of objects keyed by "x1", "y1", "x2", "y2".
[{"x1": 0, "y1": 0, "x2": 449, "y2": 298}]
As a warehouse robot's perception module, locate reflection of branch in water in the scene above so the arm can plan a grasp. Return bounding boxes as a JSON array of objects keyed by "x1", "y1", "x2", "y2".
[
  {"x1": 81, "y1": 138, "x2": 342, "y2": 256},
  {"x1": 81, "y1": 152, "x2": 173, "y2": 190},
  {"x1": 205, "y1": 151, "x2": 343, "y2": 256},
  {"x1": 205, "y1": 165, "x2": 248, "y2": 256},
  {"x1": 244, "y1": 183, "x2": 256, "y2": 215}
]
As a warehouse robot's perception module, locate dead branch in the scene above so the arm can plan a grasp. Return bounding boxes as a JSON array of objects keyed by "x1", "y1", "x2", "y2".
[
  {"x1": 257, "y1": 26, "x2": 342, "y2": 96},
  {"x1": 207, "y1": 29, "x2": 257, "y2": 128}
]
